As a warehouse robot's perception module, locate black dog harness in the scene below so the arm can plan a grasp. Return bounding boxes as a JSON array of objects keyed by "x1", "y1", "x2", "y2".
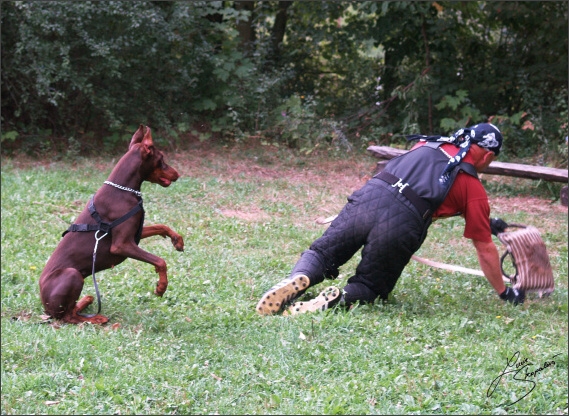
[
  {"x1": 62, "y1": 186, "x2": 145, "y2": 316},
  {"x1": 62, "y1": 196, "x2": 144, "y2": 244}
]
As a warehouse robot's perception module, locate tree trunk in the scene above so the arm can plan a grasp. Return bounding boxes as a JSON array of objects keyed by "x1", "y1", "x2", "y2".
[
  {"x1": 270, "y1": 1, "x2": 292, "y2": 61},
  {"x1": 421, "y1": 19, "x2": 433, "y2": 134},
  {"x1": 234, "y1": 1, "x2": 256, "y2": 54}
]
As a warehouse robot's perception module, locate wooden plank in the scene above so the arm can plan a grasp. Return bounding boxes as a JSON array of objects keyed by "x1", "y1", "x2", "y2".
[
  {"x1": 367, "y1": 145, "x2": 406, "y2": 159},
  {"x1": 367, "y1": 145, "x2": 568, "y2": 183}
]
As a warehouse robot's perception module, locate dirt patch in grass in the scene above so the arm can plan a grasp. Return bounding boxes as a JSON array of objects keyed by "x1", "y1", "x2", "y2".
[{"x1": 217, "y1": 208, "x2": 272, "y2": 222}]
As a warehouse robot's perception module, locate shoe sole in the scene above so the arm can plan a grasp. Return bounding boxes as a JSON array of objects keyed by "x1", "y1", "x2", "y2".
[
  {"x1": 256, "y1": 274, "x2": 310, "y2": 315},
  {"x1": 288, "y1": 286, "x2": 341, "y2": 315}
]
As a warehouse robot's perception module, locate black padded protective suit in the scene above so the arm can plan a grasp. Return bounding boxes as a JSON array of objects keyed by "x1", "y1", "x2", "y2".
[
  {"x1": 290, "y1": 178, "x2": 430, "y2": 302},
  {"x1": 288, "y1": 142, "x2": 478, "y2": 304}
]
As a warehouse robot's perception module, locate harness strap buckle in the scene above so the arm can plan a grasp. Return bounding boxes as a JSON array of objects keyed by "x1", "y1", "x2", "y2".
[{"x1": 98, "y1": 222, "x2": 111, "y2": 234}]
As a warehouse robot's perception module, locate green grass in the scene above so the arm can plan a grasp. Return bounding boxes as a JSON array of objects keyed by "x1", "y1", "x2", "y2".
[{"x1": 1, "y1": 148, "x2": 567, "y2": 415}]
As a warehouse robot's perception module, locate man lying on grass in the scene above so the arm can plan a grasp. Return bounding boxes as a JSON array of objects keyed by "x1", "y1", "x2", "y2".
[{"x1": 256, "y1": 123, "x2": 523, "y2": 315}]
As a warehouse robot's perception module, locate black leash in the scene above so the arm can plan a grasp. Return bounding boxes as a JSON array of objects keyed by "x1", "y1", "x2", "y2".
[{"x1": 83, "y1": 230, "x2": 107, "y2": 317}]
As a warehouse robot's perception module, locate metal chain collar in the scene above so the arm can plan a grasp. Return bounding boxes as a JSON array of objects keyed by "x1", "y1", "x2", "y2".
[{"x1": 104, "y1": 181, "x2": 142, "y2": 197}]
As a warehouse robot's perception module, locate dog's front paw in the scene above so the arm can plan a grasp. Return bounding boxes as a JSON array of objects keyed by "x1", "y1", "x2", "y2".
[
  {"x1": 155, "y1": 282, "x2": 168, "y2": 297},
  {"x1": 172, "y1": 234, "x2": 184, "y2": 252}
]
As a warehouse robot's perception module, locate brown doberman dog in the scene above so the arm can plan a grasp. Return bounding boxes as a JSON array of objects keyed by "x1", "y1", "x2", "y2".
[{"x1": 39, "y1": 125, "x2": 184, "y2": 324}]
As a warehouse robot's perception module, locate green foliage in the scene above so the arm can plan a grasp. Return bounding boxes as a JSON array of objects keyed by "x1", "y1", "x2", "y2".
[
  {"x1": 274, "y1": 94, "x2": 352, "y2": 154},
  {"x1": 1, "y1": 1, "x2": 257, "y2": 143},
  {"x1": 437, "y1": 90, "x2": 482, "y2": 132},
  {"x1": 357, "y1": 1, "x2": 567, "y2": 160},
  {"x1": 1, "y1": 130, "x2": 19, "y2": 142},
  {"x1": 1, "y1": 1, "x2": 567, "y2": 162}
]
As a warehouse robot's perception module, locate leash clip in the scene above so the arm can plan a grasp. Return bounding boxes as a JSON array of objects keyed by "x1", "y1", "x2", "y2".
[
  {"x1": 391, "y1": 178, "x2": 410, "y2": 193},
  {"x1": 93, "y1": 230, "x2": 108, "y2": 255}
]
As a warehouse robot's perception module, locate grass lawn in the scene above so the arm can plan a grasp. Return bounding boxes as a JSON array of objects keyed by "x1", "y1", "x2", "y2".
[{"x1": 1, "y1": 141, "x2": 567, "y2": 415}]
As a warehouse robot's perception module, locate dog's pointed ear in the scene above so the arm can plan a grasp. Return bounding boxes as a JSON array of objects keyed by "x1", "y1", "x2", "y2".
[
  {"x1": 129, "y1": 124, "x2": 146, "y2": 149},
  {"x1": 141, "y1": 126, "x2": 154, "y2": 158}
]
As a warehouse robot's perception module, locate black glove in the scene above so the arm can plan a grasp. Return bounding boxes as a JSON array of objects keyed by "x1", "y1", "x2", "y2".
[
  {"x1": 490, "y1": 218, "x2": 509, "y2": 236},
  {"x1": 499, "y1": 287, "x2": 525, "y2": 305}
]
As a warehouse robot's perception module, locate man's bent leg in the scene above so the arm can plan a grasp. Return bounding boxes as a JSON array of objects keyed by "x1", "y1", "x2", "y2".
[
  {"x1": 301, "y1": 182, "x2": 382, "y2": 284},
  {"x1": 288, "y1": 249, "x2": 336, "y2": 286},
  {"x1": 257, "y1": 180, "x2": 386, "y2": 315},
  {"x1": 342, "y1": 191, "x2": 429, "y2": 305}
]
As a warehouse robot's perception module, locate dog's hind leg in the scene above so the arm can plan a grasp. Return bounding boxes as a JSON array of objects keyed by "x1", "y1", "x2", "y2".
[
  {"x1": 68, "y1": 309, "x2": 109, "y2": 325},
  {"x1": 40, "y1": 268, "x2": 108, "y2": 325},
  {"x1": 40, "y1": 268, "x2": 84, "y2": 319},
  {"x1": 75, "y1": 295, "x2": 95, "y2": 312},
  {"x1": 66, "y1": 295, "x2": 110, "y2": 325}
]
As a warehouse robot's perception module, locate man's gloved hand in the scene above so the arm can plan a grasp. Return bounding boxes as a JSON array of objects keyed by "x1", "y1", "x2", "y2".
[
  {"x1": 490, "y1": 218, "x2": 509, "y2": 236},
  {"x1": 499, "y1": 287, "x2": 525, "y2": 305}
]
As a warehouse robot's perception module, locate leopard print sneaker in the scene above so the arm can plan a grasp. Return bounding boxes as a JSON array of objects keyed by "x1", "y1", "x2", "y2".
[
  {"x1": 256, "y1": 274, "x2": 310, "y2": 315},
  {"x1": 287, "y1": 286, "x2": 342, "y2": 315}
]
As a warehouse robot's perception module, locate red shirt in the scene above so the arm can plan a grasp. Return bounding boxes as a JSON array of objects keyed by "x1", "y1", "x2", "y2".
[{"x1": 412, "y1": 142, "x2": 492, "y2": 242}]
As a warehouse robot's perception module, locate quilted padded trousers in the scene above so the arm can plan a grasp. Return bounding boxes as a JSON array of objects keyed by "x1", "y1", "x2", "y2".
[{"x1": 289, "y1": 177, "x2": 431, "y2": 304}]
